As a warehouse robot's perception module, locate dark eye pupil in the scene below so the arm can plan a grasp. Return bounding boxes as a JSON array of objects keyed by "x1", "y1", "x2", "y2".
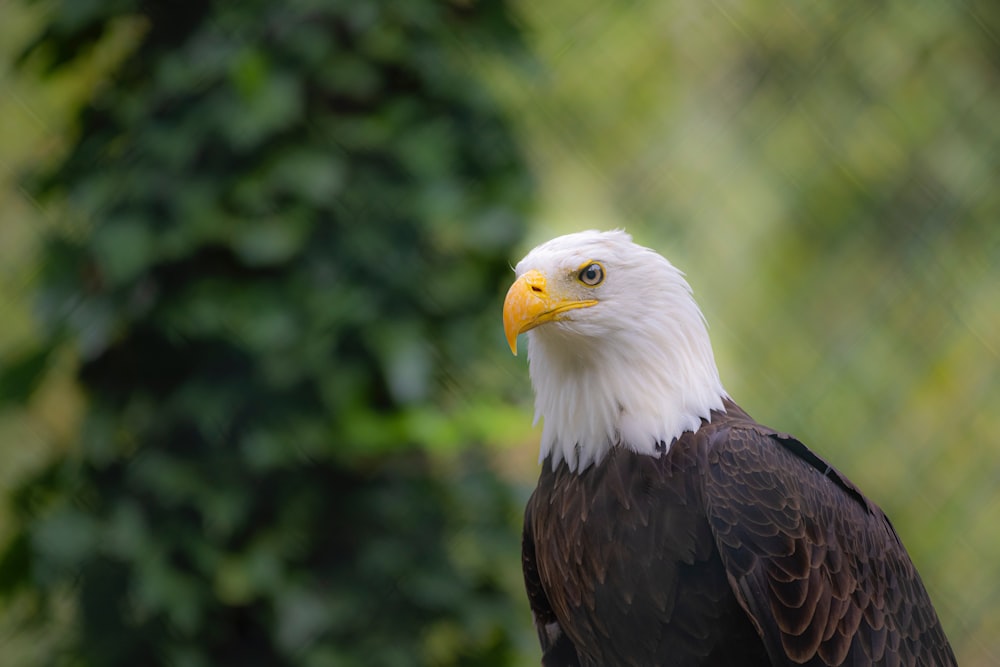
[{"x1": 580, "y1": 264, "x2": 603, "y2": 285}]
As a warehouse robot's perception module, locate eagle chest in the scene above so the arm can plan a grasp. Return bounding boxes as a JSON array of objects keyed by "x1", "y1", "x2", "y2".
[{"x1": 527, "y1": 444, "x2": 759, "y2": 665}]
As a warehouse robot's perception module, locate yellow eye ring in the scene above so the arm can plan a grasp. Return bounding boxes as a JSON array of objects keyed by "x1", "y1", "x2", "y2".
[{"x1": 577, "y1": 261, "x2": 605, "y2": 287}]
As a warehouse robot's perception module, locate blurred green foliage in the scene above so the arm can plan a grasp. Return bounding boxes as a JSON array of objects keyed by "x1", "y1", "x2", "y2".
[
  {"x1": 0, "y1": 1, "x2": 534, "y2": 666},
  {"x1": 3, "y1": 1, "x2": 999, "y2": 666}
]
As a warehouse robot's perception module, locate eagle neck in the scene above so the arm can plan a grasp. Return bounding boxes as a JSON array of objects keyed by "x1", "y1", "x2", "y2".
[{"x1": 526, "y1": 317, "x2": 727, "y2": 473}]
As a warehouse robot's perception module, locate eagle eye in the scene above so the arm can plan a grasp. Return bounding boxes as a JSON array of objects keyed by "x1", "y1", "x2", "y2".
[{"x1": 578, "y1": 262, "x2": 605, "y2": 287}]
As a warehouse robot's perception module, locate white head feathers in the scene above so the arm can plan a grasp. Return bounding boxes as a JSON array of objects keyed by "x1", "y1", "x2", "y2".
[{"x1": 512, "y1": 230, "x2": 727, "y2": 472}]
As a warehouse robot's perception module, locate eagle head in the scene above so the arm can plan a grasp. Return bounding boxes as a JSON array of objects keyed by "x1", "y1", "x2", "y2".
[{"x1": 503, "y1": 230, "x2": 727, "y2": 472}]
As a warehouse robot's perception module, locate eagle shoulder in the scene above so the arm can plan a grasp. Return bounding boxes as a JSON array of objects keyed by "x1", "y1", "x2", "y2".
[{"x1": 701, "y1": 407, "x2": 957, "y2": 666}]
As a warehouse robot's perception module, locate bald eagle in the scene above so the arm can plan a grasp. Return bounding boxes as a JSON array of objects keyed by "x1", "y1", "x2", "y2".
[{"x1": 503, "y1": 230, "x2": 956, "y2": 667}]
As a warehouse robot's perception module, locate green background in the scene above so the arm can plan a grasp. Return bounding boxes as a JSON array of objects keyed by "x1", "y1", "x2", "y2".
[{"x1": 1, "y1": 1, "x2": 998, "y2": 665}]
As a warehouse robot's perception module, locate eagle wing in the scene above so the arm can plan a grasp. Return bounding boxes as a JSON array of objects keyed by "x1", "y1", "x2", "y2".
[
  {"x1": 523, "y1": 502, "x2": 581, "y2": 667},
  {"x1": 703, "y1": 424, "x2": 957, "y2": 666}
]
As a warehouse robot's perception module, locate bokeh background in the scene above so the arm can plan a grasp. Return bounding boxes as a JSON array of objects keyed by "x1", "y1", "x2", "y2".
[{"x1": 0, "y1": 1, "x2": 997, "y2": 665}]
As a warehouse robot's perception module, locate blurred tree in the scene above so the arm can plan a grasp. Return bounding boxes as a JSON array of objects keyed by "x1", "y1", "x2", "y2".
[{"x1": 0, "y1": 1, "x2": 534, "y2": 666}]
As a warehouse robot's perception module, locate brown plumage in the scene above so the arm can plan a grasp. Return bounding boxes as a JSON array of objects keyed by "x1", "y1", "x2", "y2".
[{"x1": 523, "y1": 401, "x2": 957, "y2": 666}]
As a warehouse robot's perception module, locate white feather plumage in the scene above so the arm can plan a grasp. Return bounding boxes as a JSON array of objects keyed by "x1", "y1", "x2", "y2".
[{"x1": 515, "y1": 230, "x2": 728, "y2": 472}]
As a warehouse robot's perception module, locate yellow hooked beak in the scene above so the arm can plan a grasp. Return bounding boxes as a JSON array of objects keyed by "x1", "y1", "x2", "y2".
[{"x1": 502, "y1": 269, "x2": 598, "y2": 355}]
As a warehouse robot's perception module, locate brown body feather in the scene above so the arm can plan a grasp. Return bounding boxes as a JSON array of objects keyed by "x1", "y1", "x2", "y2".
[{"x1": 523, "y1": 400, "x2": 956, "y2": 667}]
